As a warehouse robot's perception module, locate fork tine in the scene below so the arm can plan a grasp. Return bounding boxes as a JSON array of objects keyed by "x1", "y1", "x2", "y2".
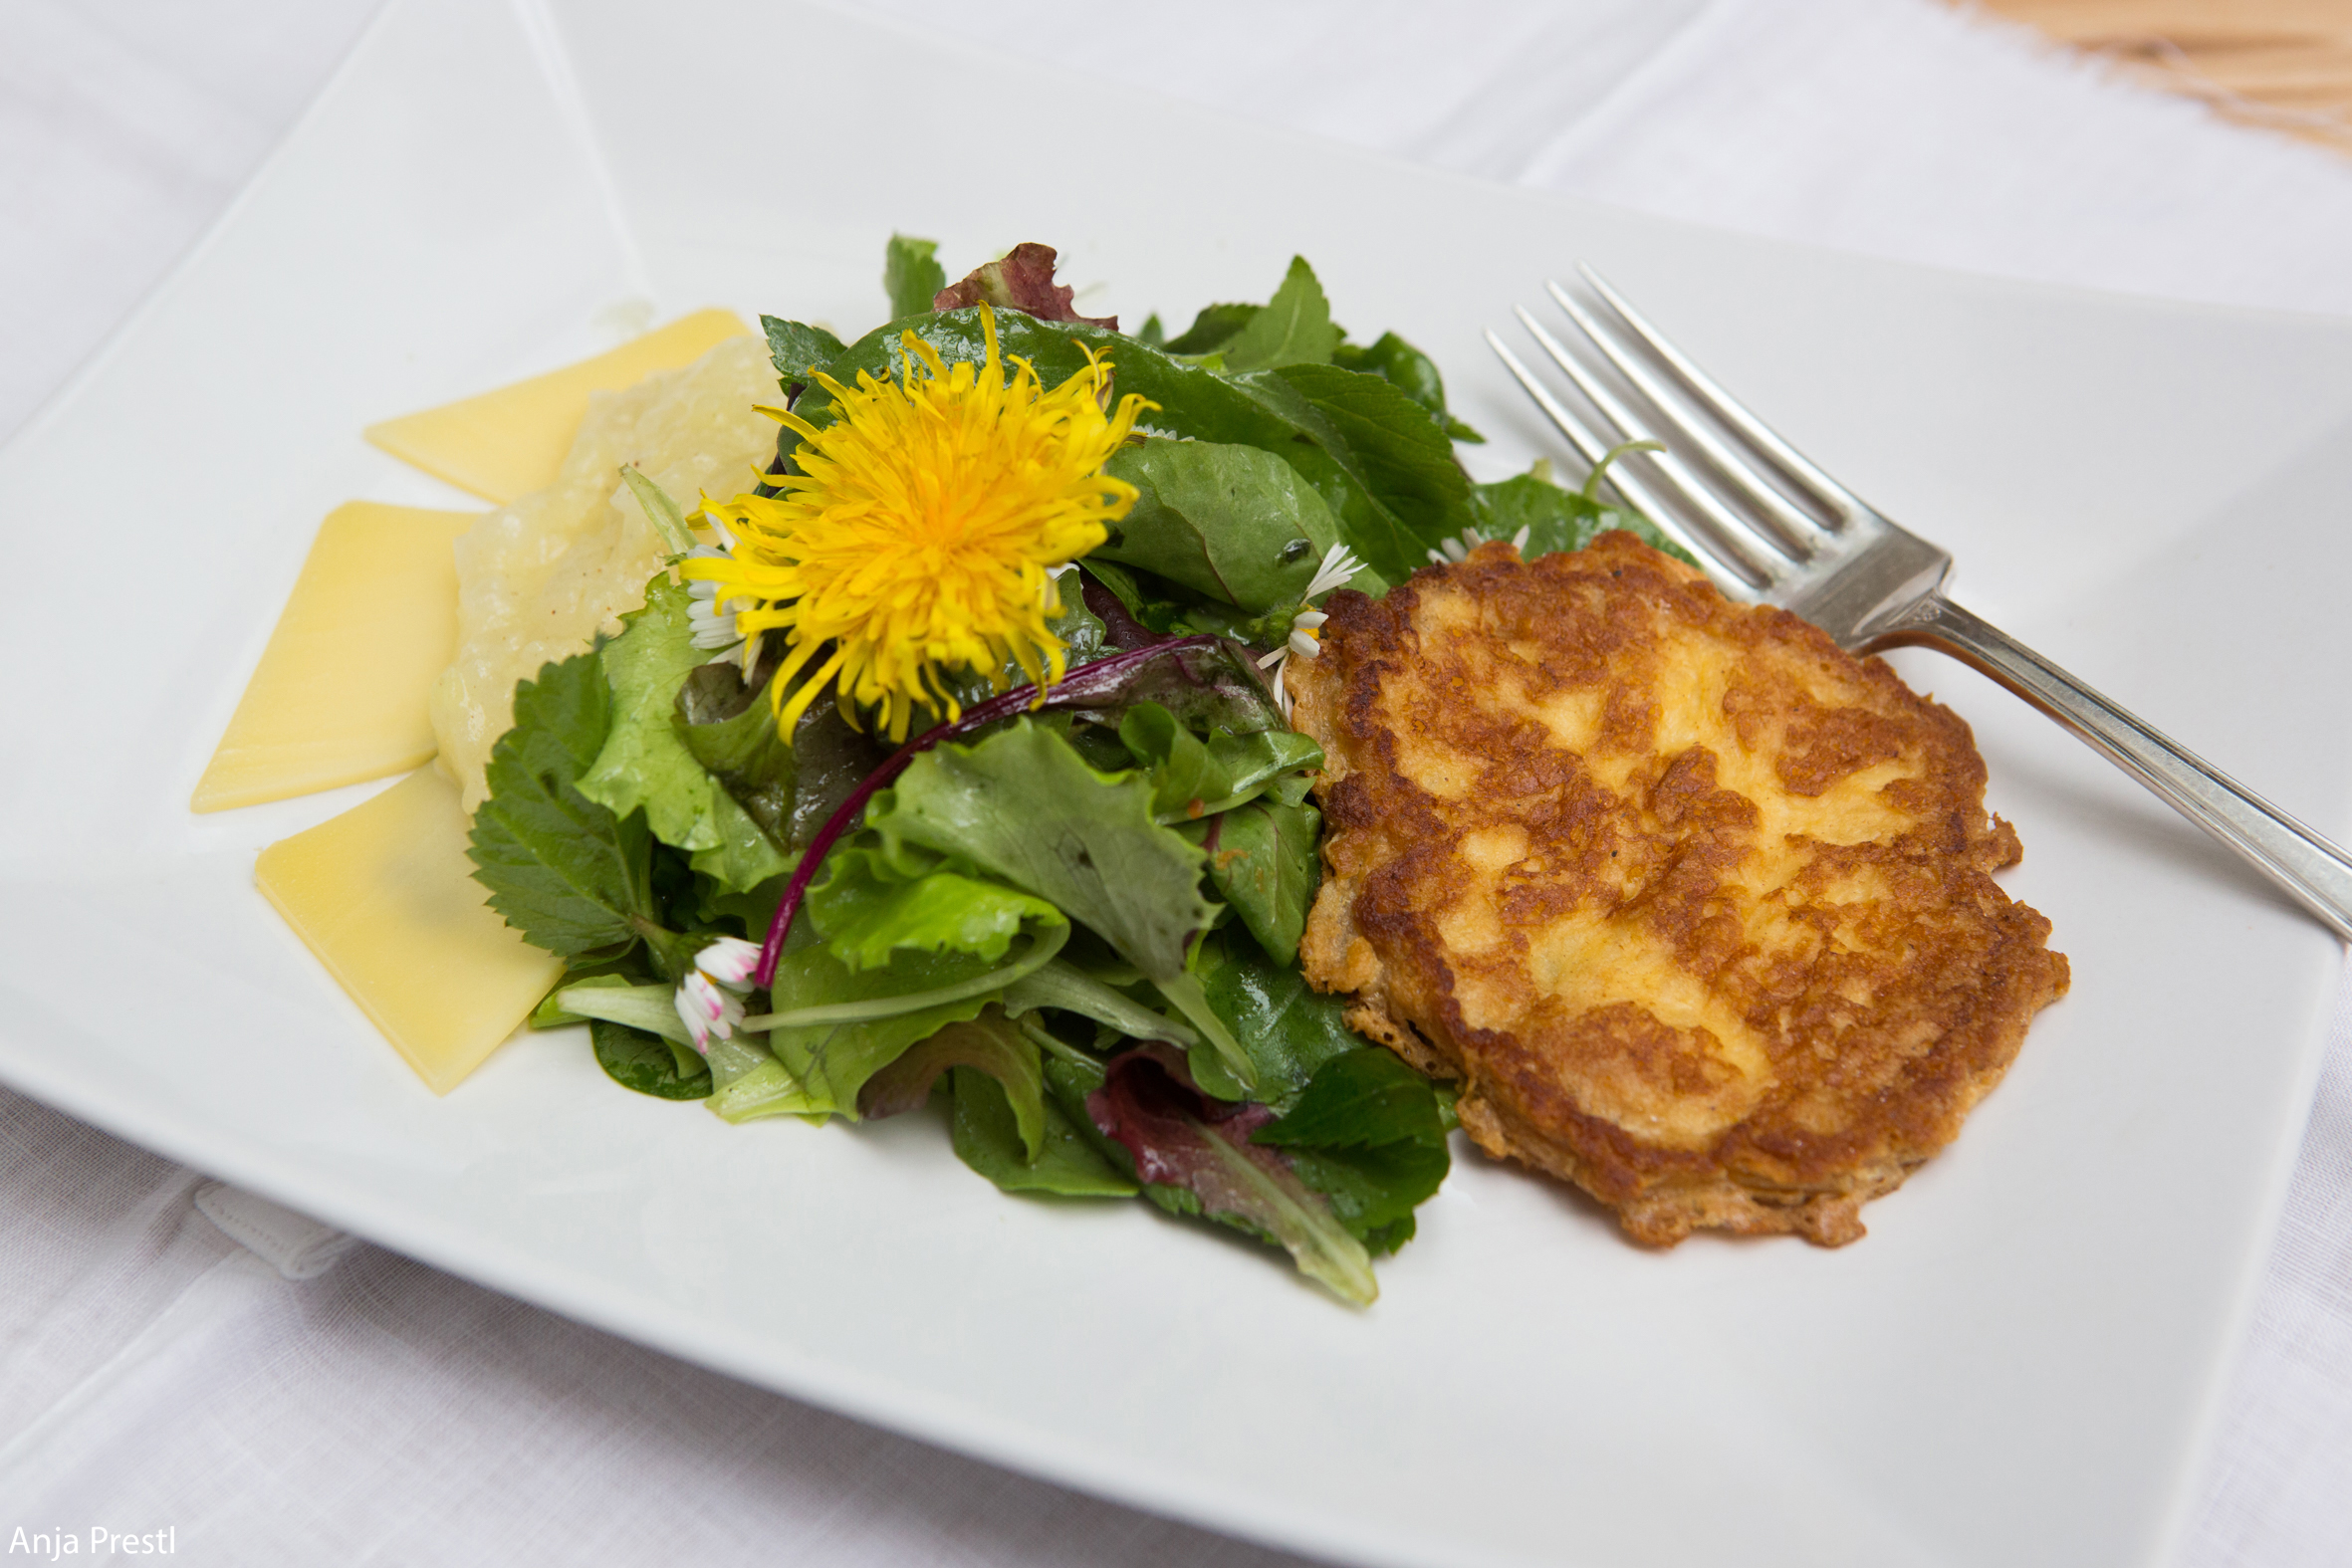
[
  {"x1": 1485, "y1": 332, "x2": 1766, "y2": 597},
  {"x1": 1576, "y1": 264, "x2": 1867, "y2": 522},
  {"x1": 1542, "y1": 279, "x2": 1828, "y2": 557},
  {"x1": 1512, "y1": 308, "x2": 1791, "y2": 590}
]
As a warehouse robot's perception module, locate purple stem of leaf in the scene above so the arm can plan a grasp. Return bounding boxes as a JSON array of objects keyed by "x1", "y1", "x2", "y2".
[{"x1": 754, "y1": 635, "x2": 1227, "y2": 988}]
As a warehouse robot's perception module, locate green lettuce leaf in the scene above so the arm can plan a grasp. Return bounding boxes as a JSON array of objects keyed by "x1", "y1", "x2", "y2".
[
  {"x1": 1217, "y1": 256, "x2": 1340, "y2": 372},
  {"x1": 674, "y1": 656, "x2": 795, "y2": 847},
  {"x1": 809, "y1": 844, "x2": 1068, "y2": 972},
  {"x1": 857, "y1": 1006, "x2": 1046, "y2": 1158},
  {"x1": 864, "y1": 720, "x2": 1215, "y2": 986},
  {"x1": 1000, "y1": 959, "x2": 1196, "y2": 1046},
  {"x1": 574, "y1": 575, "x2": 792, "y2": 895},
  {"x1": 1114, "y1": 701, "x2": 1322, "y2": 823},
  {"x1": 1333, "y1": 332, "x2": 1483, "y2": 442},
  {"x1": 1096, "y1": 438, "x2": 1343, "y2": 613},
  {"x1": 1180, "y1": 797, "x2": 1320, "y2": 966},
  {"x1": 763, "y1": 317, "x2": 848, "y2": 391},
  {"x1": 952, "y1": 1066, "x2": 1138, "y2": 1197},
  {"x1": 590, "y1": 1018, "x2": 711, "y2": 1101},
  {"x1": 1468, "y1": 462, "x2": 1698, "y2": 566},
  {"x1": 882, "y1": 233, "x2": 946, "y2": 321},
  {"x1": 1187, "y1": 933, "x2": 1368, "y2": 1107},
  {"x1": 467, "y1": 653, "x2": 661, "y2": 961},
  {"x1": 1255, "y1": 1047, "x2": 1450, "y2": 1254}
]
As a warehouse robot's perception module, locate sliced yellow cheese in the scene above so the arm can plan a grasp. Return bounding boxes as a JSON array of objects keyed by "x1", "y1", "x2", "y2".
[
  {"x1": 193, "y1": 502, "x2": 478, "y2": 813},
  {"x1": 364, "y1": 310, "x2": 753, "y2": 504},
  {"x1": 257, "y1": 768, "x2": 563, "y2": 1094}
]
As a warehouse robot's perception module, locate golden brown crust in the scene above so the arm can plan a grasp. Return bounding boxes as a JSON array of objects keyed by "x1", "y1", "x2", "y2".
[{"x1": 1292, "y1": 533, "x2": 2068, "y2": 1247}]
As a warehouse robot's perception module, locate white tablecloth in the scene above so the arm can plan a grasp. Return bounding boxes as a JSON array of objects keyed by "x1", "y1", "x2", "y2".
[{"x1": 5, "y1": 1, "x2": 2351, "y2": 1561}]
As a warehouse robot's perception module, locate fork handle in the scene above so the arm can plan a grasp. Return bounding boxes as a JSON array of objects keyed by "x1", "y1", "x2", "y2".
[{"x1": 1872, "y1": 593, "x2": 2352, "y2": 943}]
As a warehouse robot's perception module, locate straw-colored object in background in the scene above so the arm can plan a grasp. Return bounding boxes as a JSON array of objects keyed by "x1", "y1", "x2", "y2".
[{"x1": 1979, "y1": 0, "x2": 2352, "y2": 150}]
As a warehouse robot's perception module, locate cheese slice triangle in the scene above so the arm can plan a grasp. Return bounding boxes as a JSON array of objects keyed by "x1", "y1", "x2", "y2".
[
  {"x1": 257, "y1": 768, "x2": 564, "y2": 1094},
  {"x1": 193, "y1": 502, "x2": 478, "y2": 813},
  {"x1": 363, "y1": 309, "x2": 753, "y2": 503}
]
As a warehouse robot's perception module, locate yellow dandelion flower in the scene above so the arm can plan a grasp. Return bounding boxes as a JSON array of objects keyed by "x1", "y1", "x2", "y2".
[{"x1": 687, "y1": 306, "x2": 1151, "y2": 744}]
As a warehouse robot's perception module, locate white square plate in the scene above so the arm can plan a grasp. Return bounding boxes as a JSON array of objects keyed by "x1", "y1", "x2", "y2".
[{"x1": 5, "y1": 2, "x2": 2352, "y2": 1564}]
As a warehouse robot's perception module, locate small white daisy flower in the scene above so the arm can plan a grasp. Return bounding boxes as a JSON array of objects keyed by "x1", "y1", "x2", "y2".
[
  {"x1": 672, "y1": 936, "x2": 763, "y2": 1052},
  {"x1": 1258, "y1": 544, "x2": 1366, "y2": 717},
  {"x1": 1427, "y1": 525, "x2": 1530, "y2": 565}
]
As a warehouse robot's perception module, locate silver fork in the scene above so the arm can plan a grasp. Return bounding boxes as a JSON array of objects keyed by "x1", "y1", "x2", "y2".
[{"x1": 1489, "y1": 264, "x2": 2352, "y2": 942}]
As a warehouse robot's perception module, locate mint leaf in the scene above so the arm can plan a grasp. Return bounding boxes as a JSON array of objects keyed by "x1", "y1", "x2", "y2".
[
  {"x1": 575, "y1": 574, "x2": 791, "y2": 895},
  {"x1": 468, "y1": 653, "x2": 659, "y2": 959},
  {"x1": 882, "y1": 234, "x2": 946, "y2": 321},
  {"x1": 1098, "y1": 438, "x2": 1345, "y2": 613},
  {"x1": 1218, "y1": 256, "x2": 1339, "y2": 372}
]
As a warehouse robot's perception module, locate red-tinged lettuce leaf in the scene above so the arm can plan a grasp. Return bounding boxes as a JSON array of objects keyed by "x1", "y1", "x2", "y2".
[
  {"x1": 858, "y1": 1006, "x2": 1047, "y2": 1160},
  {"x1": 1086, "y1": 1045, "x2": 1377, "y2": 1304},
  {"x1": 933, "y1": 241, "x2": 1115, "y2": 330},
  {"x1": 1254, "y1": 1047, "x2": 1451, "y2": 1257}
]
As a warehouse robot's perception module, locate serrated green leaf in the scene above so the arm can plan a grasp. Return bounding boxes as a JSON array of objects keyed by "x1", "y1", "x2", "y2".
[
  {"x1": 467, "y1": 654, "x2": 658, "y2": 959},
  {"x1": 763, "y1": 316, "x2": 848, "y2": 389}
]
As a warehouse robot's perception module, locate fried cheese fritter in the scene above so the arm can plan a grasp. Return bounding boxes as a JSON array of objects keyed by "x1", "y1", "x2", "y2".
[{"x1": 1290, "y1": 533, "x2": 2067, "y2": 1246}]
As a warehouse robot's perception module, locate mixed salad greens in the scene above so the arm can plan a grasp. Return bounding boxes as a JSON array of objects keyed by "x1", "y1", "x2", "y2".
[{"x1": 467, "y1": 236, "x2": 1685, "y2": 1303}]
